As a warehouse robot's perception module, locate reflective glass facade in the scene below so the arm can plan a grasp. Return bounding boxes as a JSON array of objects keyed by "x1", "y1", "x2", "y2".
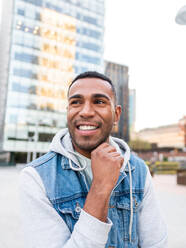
[
  {"x1": 0, "y1": 0, "x2": 104, "y2": 154},
  {"x1": 104, "y1": 61, "x2": 129, "y2": 142}
]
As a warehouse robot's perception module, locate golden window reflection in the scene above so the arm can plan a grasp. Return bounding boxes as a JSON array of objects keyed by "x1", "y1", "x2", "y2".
[
  {"x1": 36, "y1": 86, "x2": 67, "y2": 100},
  {"x1": 35, "y1": 9, "x2": 76, "y2": 111}
]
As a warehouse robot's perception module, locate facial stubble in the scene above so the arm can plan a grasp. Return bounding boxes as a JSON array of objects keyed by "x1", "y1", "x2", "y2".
[{"x1": 68, "y1": 124, "x2": 113, "y2": 153}]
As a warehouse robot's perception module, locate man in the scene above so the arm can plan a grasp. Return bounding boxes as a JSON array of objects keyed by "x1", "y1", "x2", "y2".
[{"x1": 20, "y1": 71, "x2": 167, "y2": 248}]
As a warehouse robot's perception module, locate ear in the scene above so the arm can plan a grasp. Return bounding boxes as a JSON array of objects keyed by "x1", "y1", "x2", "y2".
[{"x1": 114, "y1": 105, "x2": 122, "y2": 124}]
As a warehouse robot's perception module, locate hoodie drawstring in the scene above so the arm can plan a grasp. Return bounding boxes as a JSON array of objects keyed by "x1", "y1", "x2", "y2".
[
  {"x1": 69, "y1": 158, "x2": 87, "y2": 171},
  {"x1": 128, "y1": 161, "x2": 133, "y2": 243}
]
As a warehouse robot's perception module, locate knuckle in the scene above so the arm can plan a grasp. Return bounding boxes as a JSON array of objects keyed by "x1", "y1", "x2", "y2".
[
  {"x1": 117, "y1": 156, "x2": 123, "y2": 164},
  {"x1": 91, "y1": 150, "x2": 95, "y2": 156}
]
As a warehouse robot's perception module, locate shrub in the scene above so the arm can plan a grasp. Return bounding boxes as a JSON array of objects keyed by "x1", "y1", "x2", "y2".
[{"x1": 155, "y1": 161, "x2": 180, "y2": 174}]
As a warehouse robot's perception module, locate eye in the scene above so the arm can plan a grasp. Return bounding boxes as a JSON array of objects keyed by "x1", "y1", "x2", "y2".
[
  {"x1": 94, "y1": 99, "x2": 106, "y2": 104},
  {"x1": 70, "y1": 99, "x2": 81, "y2": 105}
]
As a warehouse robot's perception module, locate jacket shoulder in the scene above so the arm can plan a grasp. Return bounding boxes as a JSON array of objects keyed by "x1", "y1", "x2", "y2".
[
  {"x1": 27, "y1": 151, "x2": 57, "y2": 168},
  {"x1": 130, "y1": 153, "x2": 148, "y2": 173}
]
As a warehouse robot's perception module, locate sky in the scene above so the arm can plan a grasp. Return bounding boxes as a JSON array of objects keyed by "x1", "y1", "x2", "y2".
[
  {"x1": 104, "y1": 0, "x2": 186, "y2": 131},
  {"x1": 0, "y1": 0, "x2": 185, "y2": 131}
]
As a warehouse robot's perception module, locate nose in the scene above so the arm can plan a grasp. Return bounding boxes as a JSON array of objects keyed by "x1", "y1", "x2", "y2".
[{"x1": 79, "y1": 102, "x2": 95, "y2": 118}]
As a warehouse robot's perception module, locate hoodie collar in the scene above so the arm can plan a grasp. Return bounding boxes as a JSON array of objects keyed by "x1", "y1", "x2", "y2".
[{"x1": 49, "y1": 128, "x2": 134, "y2": 172}]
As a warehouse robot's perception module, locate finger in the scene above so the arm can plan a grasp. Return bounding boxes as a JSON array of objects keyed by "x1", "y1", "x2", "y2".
[
  {"x1": 120, "y1": 157, "x2": 124, "y2": 166},
  {"x1": 109, "y1": 152, "x2": 121, "y2": 157},
  {"x1": 104, "y1": 146, "x2": 117, "y2": 153},
  {"x1": 96, "y1": 142, "x2": 110, "y2": 150},
  {"x1": 91, "y1": 142, "x2": 109, "y2": 154},
  {"x1": 115, "y1": 156, "x2": 124, "y2": 165},
  {"x1": 108, "y1": 153, "x2": 124, "y2": 165}
]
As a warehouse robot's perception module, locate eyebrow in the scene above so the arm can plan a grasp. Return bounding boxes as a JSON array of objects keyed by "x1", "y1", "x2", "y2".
[
  {"x1": 68, "y1": 94, "x2": 82, "y2": 100},
  {"x1": 68, "y1": 93, "x2": 111, "y2": 101},
  {"x1": 92, "y1": 93, "x2": 110, "y2": 101}
]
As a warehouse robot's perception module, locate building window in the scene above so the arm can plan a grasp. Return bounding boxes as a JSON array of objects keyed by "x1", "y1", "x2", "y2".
[
  {"x1": 35, "y1": 12, "x2": 40, "y2": 21},
  {"x1": 22, "y1": 0, "x2": 43, "y2": 7},
  {"x1": 9, "y1": 115, "x2": 18, "y2": 124},
  {"x1": 17, "y1": 9, "x2": 25, "y2": 16},
  {"x1": 76, "y1": 53, "x2": 100, "y2": 65},
  {"x1": 45, "y1": 2, "x2": 62, "y2": 13},
  {"x1": 77, "y1": 41, "x2": 101, "y2": 52},
  {"x1": 13, "y1": 68, "x2": 37, "y2": 79},
  {"x1": 83, "y1": 15, "x2": 98, "y2": 26},
  {"x1": 77, "y1": 27, "x2": 101, "y2": 39},
  {"x1": 14, "y1": 52, "x2": 38, "y2": 65}
]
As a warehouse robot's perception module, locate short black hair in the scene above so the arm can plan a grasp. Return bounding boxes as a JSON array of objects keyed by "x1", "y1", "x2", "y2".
[{"x1": 68, "y1": 71, "x2": 116, "y2": 102}]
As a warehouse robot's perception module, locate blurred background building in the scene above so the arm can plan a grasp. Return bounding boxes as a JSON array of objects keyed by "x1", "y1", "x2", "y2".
[
  {"x1": 137, "y1": 116, "x2": 186, "y2": 149},
  {"x1": 0, "y1": 0, "x2": 105, "y2": 163},
  {"x1": 129, "y1": 89, "x2": 136, "y2": 139},
  {"x1": 104, "y1": 61, "x2": 129, "y2": 142}
]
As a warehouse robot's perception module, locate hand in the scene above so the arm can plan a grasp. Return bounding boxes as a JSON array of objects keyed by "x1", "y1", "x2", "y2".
[
  {"x1": 83, "y1": 143, "x2": 124, "y2": 222},
  {"x1": 91, "y1": 142, "x2": 124, "y2": 194}
]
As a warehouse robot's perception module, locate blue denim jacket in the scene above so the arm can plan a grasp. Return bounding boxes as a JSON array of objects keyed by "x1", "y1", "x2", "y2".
[{"x1": 29, "y1": 151, "x2": 147, "y2": 248}]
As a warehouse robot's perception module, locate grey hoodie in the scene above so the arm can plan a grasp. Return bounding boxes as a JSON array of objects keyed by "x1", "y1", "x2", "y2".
[{"x1": 19, "y1": 129, "x2": 168, "y2": 248}]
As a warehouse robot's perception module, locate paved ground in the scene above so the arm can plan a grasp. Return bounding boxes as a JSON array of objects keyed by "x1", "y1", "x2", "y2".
[
  {"x1": 153, "y1": 174, "x2": 186, "y2": 248},
  {"x1": 0, "y1": 166, "x2": 186, "y2": 247},
  {"x1": 0, "y1": 167, "x2": 24, "y2": 248}
]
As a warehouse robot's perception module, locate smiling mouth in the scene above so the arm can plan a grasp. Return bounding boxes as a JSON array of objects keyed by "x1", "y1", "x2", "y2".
[{"x1": 77, "y1": 125, "x2": 99, "y2": 131}]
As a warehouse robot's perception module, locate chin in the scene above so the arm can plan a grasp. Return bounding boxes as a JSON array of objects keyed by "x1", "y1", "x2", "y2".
[
  {"x1": 77, "y1": 143, "x2": 97, "y2": 152},
  {"x1": 76, "y1": 139, "x2": 105, "y2": 152}
]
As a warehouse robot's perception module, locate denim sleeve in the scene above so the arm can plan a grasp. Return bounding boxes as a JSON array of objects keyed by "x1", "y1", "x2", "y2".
[
  {"x1": 137, "y1": 168, "x2": 168, "y2": 247},
  {"x1": 19, "y1": 167, "x2": 112, "y2": 248}
]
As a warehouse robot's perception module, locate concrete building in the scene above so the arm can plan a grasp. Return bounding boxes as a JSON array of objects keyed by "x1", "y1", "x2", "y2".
[
  {"x1": 137, "y1": 116, "x2": 186, "y2": 149},
  {"x1": 104, "y1": 61, "x2": 129, "y2": 142},
  {"x1": 129, "y1": 89, "x2": 136, "y2": 138},
  {"x1": 0, "y1": 0, "x2": 105, "y2": 163}
]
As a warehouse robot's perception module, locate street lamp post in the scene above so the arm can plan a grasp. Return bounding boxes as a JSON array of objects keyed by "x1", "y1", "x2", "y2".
[
  {"x1": 32, "y1": 119, "x2": 40, "y2": 161},
  {"x1": 175, "y1": 8, "x2": 186, "y2": 149},
  {"x1": 27, "y1": 137, "x2": 32, "y2": 163},
  {"x1": 176, "y1": 6, "x2": 186, "y2": 25}
]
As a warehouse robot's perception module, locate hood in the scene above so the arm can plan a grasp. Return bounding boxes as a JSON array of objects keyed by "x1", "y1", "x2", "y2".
[
  {"x1": 49, "y1": 128, "x2": 81, "y2": 167},
  {"x1": 49, "y1": 128, "x2": 131, "y2": 172},
  {"x1": 110, "y1": 136, "x2": 130, "y2": 172}
]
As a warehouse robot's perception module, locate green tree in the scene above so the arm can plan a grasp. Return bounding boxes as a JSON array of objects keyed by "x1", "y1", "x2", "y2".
[{"x1": 129, "y1": 139, "x2": 152, "y2": 151}]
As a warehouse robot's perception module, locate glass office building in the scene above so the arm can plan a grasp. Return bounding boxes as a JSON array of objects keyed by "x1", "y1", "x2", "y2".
[
  {"x1": 104, "y1": 61, "x2": 129, "y2": 142},
  {"x1": 0, "y1": 0, "x2": 104, "y2": 162}
]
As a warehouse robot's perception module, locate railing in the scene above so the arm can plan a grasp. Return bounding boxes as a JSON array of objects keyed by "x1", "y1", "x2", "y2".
[
  {"x1": 177, "y1": 169, "x2": 186, "y2": 185},
  {"x1": 146, "y1": 161, "x2": 186, "y2": 186}
]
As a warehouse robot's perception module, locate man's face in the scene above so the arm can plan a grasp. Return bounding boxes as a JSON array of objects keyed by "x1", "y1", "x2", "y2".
[{"x1": 67, "y1": 77, "x2": 121, "y2": 157}]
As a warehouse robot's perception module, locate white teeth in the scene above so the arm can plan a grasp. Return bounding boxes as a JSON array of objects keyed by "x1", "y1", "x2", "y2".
[{"x1": 78, "y1": 125, "x2": 97, "y2": 130}]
